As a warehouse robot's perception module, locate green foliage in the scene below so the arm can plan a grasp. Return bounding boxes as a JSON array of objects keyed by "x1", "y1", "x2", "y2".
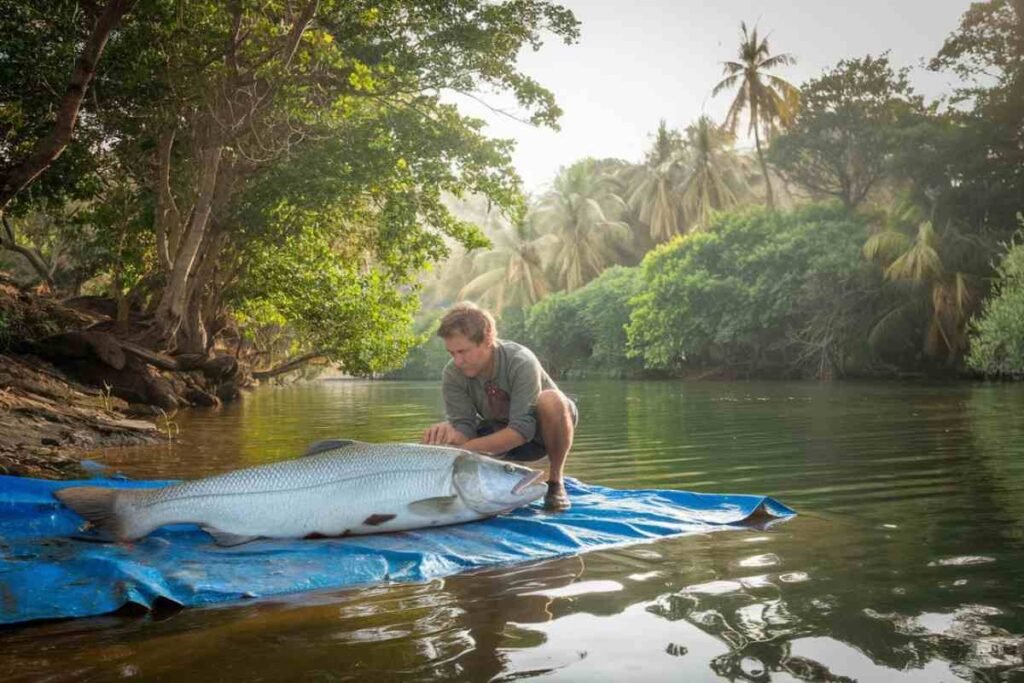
[
  {"x1": 234, "y1": 222, "x2": 420, "y2": 375},
  {"x1": 573, "y1": 266, "x2": 644, "y2": 372},
  {"x1": 0, "y1": 1, "x2": 105, "y2": 214},
  {"x1": 523, "y1": 293, "x2": 589, "y2": 377},
  {"x1": 912, "y1": 0, "x2": 1024, "y2": 238},
  {"x1": 968, "y1": 223, "x2": 1024, "y2": 377},
  {"x1": 625, "y1": 121, "x2": 687, "y2": 243},
  {"x1": 0, "y1": 0, "x2": 582, "y2": 365},
  {"x1": 457, "y1": 213, "x2": 553, "y2": 315},
  {"x1": 533, "y1": 158, "x2": 634, "y2": 291},
  {"x1": 383, "y1": 309, "x2": 450, "y2": 380},
  {"x1": 678, "y1": 116, "x2": 748, "y2": 228},
  {"x1": 770, "y1": 53, "x2": 926, "y2": 209},
  {"x1": 496, "y1": 306, "x2": 530, "y2": 345},
  {"x1": 861, "y1": 199, "x2": 993, "y2": 367},
  {"x1": 523, "y1": 266, "x2": 644, "y2": 378},
  {"x1": 643, "y1": 120, "x2": 685, "y2": 167},
  {"x1": 627, "y1": 203, "x2": 875, "y2": 377}
]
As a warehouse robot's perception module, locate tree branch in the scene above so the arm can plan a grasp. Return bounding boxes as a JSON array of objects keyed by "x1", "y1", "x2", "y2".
[
  {"x1": 154, "y1": 128, "x2": 180, "y2": 271},
  {"x1": 252, "y1": 350, "x2": 326, "y2": 380},
  {"x1": 0, "y1": 215, "x2": 55, "y2": 289},
  {"x1": 0, "y1": 0, "x2": 137, "y2": 214}
]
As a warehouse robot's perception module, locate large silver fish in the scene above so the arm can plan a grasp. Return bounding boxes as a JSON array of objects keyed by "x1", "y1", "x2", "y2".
[{"x1": 54, "y1": 440, "x2": 548, "y2": 546}]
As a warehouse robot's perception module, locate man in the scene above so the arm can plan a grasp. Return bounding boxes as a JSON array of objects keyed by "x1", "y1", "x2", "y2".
[{"x1": 421, "y1": 302, "x2": 577, "y2": 511}]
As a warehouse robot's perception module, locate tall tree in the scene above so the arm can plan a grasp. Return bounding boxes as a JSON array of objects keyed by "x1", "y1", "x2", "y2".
[
  {"x1": 0, "y1": 0, "x2": 136, "y2": 280},
  {"x1": 0, "y1": 0, "x2": 135, "y2": 214},
  {"x1": 770, "y1": 54, "x2": 926, "y2": 210},
  {"x1": 712, "y1": 22, "x2": 799, "y2": 208},
  {"x1": 625, "y1": 120, "x2": 687, "y2": 243},
  {"x1": 534, "y1": 159, "x2": 632, "y2": 291},
  {"x1": 679, "y1": 116, "x2": 747, "y2": 228},
  {"x1": 459, "y1": 222, "x2": 554, "y2": 315},
  {"x1": 921, "y1": 0, "x2": 1024, "y2": 236},
  {"x1": 90, "y1": 0, "x2": 579, "y2": 357},
  {"x1": 863, "y1": 203, "x2": 987, "y2": 364}
]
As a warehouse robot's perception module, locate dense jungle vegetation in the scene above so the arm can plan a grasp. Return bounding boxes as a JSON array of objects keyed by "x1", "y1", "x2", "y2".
[
  {"x1": 1, "y1": 1, "x2": 1022, "y2": 386},
  {"x1": 401, "y1": 2, "x2": 1024, "y2": 380}
]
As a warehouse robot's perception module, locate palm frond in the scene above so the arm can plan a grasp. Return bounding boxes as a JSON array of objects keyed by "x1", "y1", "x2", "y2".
[
  {"x1": 863, "y1": 230, "x2": 911, "y2": 263},
  {"x1": 759, "y1": 53, "x2": 796, "y2": 70},
  {"x1": 458, "y1": 268, "x2": 506, "y2": 300},
  {"x1": 885, "y1": 242, "x2": 943, "y2": 283},
  {"x1": 867, "y1": 302, "x2": 915, "y2": 350},
  {"x1": 712, "y1": 73, "x2": 742, "y2": 97}
]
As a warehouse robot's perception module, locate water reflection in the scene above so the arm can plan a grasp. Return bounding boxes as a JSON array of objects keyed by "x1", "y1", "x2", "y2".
[{"x1": 2, "y1": 380, "x2": 1024, "y2": 681}]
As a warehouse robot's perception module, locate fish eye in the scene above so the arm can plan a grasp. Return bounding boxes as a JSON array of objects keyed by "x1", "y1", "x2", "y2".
[{"x1": 503, "y1": 464, "x2": 515, "y2": 474}]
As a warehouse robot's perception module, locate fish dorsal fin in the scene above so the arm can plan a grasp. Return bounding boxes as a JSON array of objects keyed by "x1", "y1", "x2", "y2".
[
  {"x1": 301, "y1": 439, "x2": 363, "y2": 457},
  {"x1": 201, "y1": 526, "x2": 261, "y2": 547},
  {"x1": 408, "y1": 495, "x2": 460, "y2": 517}
]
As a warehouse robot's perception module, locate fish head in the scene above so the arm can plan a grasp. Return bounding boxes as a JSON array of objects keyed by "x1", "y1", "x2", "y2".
[{"x1": 453, "y1": 453, "x2": 547, "y2": 514}]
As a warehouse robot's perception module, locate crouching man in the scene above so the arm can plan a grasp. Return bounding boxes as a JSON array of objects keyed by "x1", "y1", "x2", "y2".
[{"x1": 421, "y1": 302, "x2": 577, "y2": 511}]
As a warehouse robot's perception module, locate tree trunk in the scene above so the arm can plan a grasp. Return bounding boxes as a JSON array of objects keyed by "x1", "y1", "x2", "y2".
[
  {"x1": 754, "y1": 124, "x2": 774, "y2": 209},
  {"x1": 151, "y1": 144, "x2": 223, "y2": 349},
  {"x1": 141, "y1": 0, "x2": 315, "y2": 351},
  {"x1": 178, "y1": 227, "x2": 229, "y2": 355},
  {"x1": 0, "y1": 0, "x2": 135, "y2": 214},
  {"x1": 154, "y1": 129, "x2": 180, "y2": 272}
]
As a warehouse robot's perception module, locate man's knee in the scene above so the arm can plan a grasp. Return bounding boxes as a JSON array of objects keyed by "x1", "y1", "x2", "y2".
[{"x1": 536, "y1": 390, "x2": 573, "y2": 425}]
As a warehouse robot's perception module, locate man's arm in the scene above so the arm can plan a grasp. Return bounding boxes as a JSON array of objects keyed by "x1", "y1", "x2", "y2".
[
  {"x1": 461, "y1": 426, "x2": 526, "y2": 455},
  {"x1": 422, "y1": 421, "x2": 468, "y2": 445},
  {"x1": 505, "y1": 351, "x2": 543, "y2": 442},
  {"x1": 440, "y1": 363, "x2": 480, "y2": 439}
]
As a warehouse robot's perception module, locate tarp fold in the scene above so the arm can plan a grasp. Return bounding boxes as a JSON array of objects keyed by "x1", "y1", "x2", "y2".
[{"x1": 0, "y1": 474, "x2": 794, "y2": 625}]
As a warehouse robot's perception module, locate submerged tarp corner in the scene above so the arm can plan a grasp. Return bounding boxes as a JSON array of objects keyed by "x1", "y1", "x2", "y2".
[{"x1": 0, "y1": 474, "x2": 795, "y2": 625}]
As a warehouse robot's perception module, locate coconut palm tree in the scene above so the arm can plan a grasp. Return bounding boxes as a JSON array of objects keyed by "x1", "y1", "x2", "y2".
[
  {"x1": 679, "y1": 116, "x2": 747, "y2": 229},
  {"x1": 625, "y1": 120, "x2": 687, "y2": 243},
  {"x1": 534, "y1": 159, "x2": 632, "y2": 291},
  {"x1": 457, "y1": 218, "x2": 555, "y2": 315},
  {"x1": 420, "y1": 245, "x2": 475, "y2": 307},
  {"x1": 863, "y1": 203, "x2": 983, "y2": 363},
  {"x1": 712, "y1": 22, "x2": 799, "y2": 208}
]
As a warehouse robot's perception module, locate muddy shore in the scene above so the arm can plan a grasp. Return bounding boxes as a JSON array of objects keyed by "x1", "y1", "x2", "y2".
[{"x1": 0, "y1": 276, "x2": 249, "y2": 479}]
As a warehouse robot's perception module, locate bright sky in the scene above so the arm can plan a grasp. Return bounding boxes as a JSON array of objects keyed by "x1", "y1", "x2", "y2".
[{"x1": 456, "y1": 0, "x2": 974, "y2": 195}]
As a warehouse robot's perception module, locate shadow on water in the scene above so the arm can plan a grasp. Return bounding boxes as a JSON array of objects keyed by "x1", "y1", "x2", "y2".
[{"x1": 2, "y1": 379, "x2": 1024, "y2": 681}]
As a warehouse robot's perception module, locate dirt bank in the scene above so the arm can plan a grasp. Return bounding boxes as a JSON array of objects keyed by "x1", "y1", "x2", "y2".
[{"x1": 0, "y1": 274, "x2": 249, "y2": 479}]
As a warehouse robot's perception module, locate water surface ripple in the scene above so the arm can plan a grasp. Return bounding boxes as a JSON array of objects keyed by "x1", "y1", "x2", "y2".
[{"x1": 3, "y1": 380, "x2": 1023, "y2": 682}]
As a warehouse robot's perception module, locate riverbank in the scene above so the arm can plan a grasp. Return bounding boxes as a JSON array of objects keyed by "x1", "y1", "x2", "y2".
[
  {"x1": 0, "y1": 274, "x2": 249, "y2": 478},
  {"x1": 0, "y1": 352, "x2": 160, "y2": 478}
]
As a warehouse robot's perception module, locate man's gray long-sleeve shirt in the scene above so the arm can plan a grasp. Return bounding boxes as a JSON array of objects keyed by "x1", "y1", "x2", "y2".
[{"x1": 442, "y1": 340, "x2": 558, "y2": 443}]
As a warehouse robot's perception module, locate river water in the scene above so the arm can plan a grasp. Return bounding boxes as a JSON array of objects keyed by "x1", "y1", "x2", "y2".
[{"x1": 3, "y1": 379, "x2": 1024, "y2": 682}]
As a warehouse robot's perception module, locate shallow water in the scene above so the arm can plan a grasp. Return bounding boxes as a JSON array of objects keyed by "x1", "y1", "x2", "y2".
[{"x1": 3, "y1": 379, "x2": 1024, "y2": 681}]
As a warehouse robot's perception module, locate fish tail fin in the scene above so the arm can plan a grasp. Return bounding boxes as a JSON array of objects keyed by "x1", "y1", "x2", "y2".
[{"x1": 54, "y1": 486, "x2": 149, "y2": 541}]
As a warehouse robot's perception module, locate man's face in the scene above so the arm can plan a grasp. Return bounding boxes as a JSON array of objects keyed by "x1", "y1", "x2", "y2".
[{"x1": 444, "y1": 332, "x2": 493, "y2": 379}]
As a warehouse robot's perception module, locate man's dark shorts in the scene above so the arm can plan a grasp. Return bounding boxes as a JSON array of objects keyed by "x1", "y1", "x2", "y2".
[{"x1": 475, "y1": 396, "x2": 579, "y2": 462}]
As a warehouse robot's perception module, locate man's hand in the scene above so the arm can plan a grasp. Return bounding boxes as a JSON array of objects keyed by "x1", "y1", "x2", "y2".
[{"x1": 422, "y1": 421, "x2": 466, "y2": 446}]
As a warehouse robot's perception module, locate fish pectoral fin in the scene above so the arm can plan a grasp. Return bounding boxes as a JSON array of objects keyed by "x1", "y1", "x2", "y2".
[
  {"x1": 300, "y1": 439, "x2": 364, "y2": 457},
  {"x1": 408, "y1": 495, "x2": 460, "y2": 516},
  {"x1": 201, "y1": 526, "x2": 262, "y2": 547}
]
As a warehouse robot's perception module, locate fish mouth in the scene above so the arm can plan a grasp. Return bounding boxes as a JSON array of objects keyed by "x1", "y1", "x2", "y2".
[{"x1": 511, "y1": 469, "x2": 545, "y2": 496}]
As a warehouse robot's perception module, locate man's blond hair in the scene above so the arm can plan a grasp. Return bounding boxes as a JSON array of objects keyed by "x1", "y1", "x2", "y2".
[{"x1": 437, "y1": 302, "x2": 496, "y2": 345}]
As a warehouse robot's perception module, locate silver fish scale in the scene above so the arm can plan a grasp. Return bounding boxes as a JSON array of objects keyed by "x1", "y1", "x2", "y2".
[{"x1": 138, "y1": 443, "x2": 460, "y2": 508}]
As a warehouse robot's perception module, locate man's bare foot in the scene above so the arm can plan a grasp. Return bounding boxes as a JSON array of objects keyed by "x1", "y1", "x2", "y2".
[{"x1": 543, "y1": 480, "x2": 571, "y2": 512}]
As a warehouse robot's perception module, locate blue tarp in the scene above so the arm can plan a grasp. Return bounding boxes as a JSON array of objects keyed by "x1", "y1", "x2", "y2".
[{"x1": 0, "y1": 474, "x2": 794, "y2": 625}]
